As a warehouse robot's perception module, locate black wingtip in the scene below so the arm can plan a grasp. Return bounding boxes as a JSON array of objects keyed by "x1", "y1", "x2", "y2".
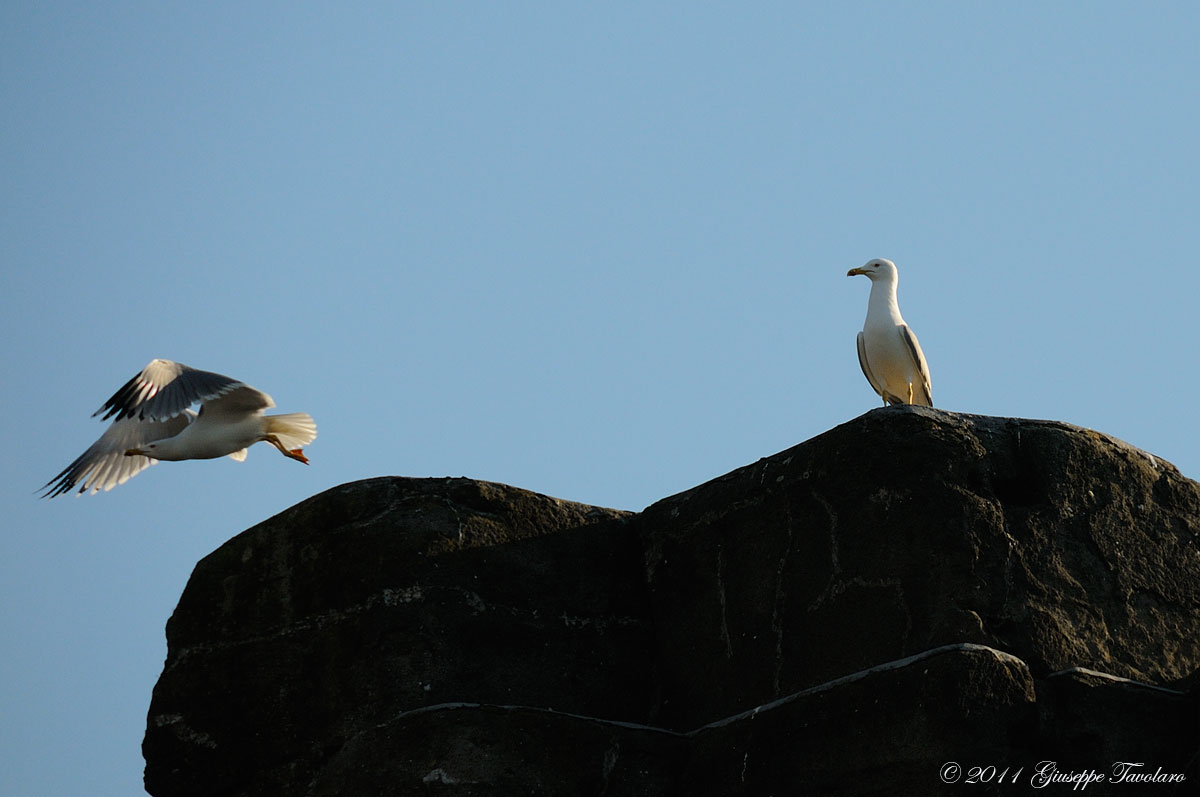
[{"x1": 92, "y1": 370, "x2": 148, "y2": 421}]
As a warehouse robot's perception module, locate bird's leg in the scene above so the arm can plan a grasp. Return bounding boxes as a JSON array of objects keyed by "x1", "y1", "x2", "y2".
[
  {"x1": 907, "y1": 383, "x2": 914, "y2": 404},
  {"x1": 265, "y1": 434, "x2": 310, "y2": 464}
]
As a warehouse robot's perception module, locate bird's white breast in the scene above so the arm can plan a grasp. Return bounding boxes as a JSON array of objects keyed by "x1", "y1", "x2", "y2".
[
  {"x1": 168, "y1": 413, "x2": 264, "y2": 460},
  {"x1": 861, "y1": 321, "x2": 918, "y2": 393}
]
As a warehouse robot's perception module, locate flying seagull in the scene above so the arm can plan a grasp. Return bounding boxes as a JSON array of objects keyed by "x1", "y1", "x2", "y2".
[
  {"x1": 42, "y1": 359, "x2": 317, "y2": 497},
  {"x1": 847, "y1": 258, "x2": 933, "y2": 407}
]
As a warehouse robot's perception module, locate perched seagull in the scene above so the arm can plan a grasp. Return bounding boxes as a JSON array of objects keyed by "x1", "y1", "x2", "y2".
[
  {"x1": 41, "y1": 359, "x2": 317, "y2": 497},
  {"x1": 846, "y1": 258, "x2": 933, "y2": 407}
]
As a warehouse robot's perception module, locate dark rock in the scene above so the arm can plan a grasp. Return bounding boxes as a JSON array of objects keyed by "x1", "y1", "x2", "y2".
[
  {"x1": 307, "y1": 644, "x2": 1040, "y2": 797},
  {"x1": 143, "y1": 477, "x2": 652, "y2": 797},
  {"x1": 308, "y1": 704, "x2": 686, "y2": 796},
  {"x1": 1033, "y1": 667, "x2": 1196, "y2": 782},
  {"x1": 144, "y1": 409, "x2": 1200, "y2": 795},
  {"x1": 682, "y1": 643, "x2": 1038, "y2": 796},
  {"x1": 640, "y1": 406, "x2": 1200, "y2": 728}
]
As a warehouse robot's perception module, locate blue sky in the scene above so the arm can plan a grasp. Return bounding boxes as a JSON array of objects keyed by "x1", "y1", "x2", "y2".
[{"x1": 3, "y1": 3, "x2": 1198, "y2": 794}]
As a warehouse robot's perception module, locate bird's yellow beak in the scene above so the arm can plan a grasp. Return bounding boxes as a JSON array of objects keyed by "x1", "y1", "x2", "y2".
[{"x1": 847, "y1": 267, "x2": 867, "y2": 277}]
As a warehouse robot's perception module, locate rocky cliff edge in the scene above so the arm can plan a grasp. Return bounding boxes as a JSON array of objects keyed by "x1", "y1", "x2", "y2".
[{"x1": 143, "y1": 407, "x2": 1200, "y2": 795}]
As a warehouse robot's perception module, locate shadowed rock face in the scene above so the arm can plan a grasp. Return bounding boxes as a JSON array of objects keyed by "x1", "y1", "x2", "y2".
[
  {"x1": 144, "y1": 408, "x2": 1200, "y2": 796},
  {"x1": 144, "y1": 477, "x2": 653, "y2": 797},
  {"x1": 640, "y1": 405, "x2": 1200, "y2": 728}
]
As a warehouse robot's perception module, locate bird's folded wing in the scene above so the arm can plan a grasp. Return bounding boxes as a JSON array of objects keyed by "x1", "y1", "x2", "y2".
[
  {"x1": 41, "y1": 413, "x2": 191, "y2": 497},
  {"x1": 856, "y1": 332, "x2": 885, "y2": 398},
  {"x1": 900, "y1": 325, "x2": 933, "y2": 406},
  {"x1": 199, "y1": 385, "x2": 275, "y2": 418},
  {"x1": 94, "y1": 359, "x2": 245, "y2": 421}
]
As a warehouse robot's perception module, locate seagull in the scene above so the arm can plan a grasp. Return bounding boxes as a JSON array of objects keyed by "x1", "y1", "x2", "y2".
[
  {"x1": 846, "y1": 258, "x2": 933, "y2": 407},
  {"x1": 41, "y1": 359, "x2": 317, "y2": 497}
]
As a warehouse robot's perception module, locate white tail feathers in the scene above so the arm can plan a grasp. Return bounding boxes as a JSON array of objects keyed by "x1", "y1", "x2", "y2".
[{"x1": 264, "y1": 412, "x2": 318, "y2": 451}]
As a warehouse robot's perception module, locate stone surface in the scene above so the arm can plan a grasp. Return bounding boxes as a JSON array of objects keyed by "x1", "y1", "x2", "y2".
[
  {"x1": 143, "y1": 477, "x2": 652, "y2": 797},
  {"x1": 144, "y1": 408, "x2": 1200, "y2": 795},
  {"x1": 640, "y1": 405, "x2": 1200, "y2": 728},
  {"x1": 309, "y1": 644, "x2": 1041, "y2": 797},
  {"x1": 307, "y1": 705, "x2": 686, "y2": 796},
  {"x1": 681, "y1": 644, "x2": 1038, "y2": 796},
  {"x1": 1034, "y1": 667, "x2": 1196, "y2": 775}
]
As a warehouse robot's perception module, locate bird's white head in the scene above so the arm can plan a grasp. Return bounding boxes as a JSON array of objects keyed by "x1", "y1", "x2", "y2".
[
  {"x1": 124, "y1": 439, "x2": 185, "y2": 461},
  {"x1": 846, "y1": 258, "x2": 898, "y2": 282}
]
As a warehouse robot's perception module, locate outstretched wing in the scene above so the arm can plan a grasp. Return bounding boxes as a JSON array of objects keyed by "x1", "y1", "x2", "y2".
[
  {"x1": 899, "y1": 325, "x2": 933, "y2": 407},
  {"x1": 94, "y1": 359, "x2": 245, "y2": 422},
  {"x1": 41, "y1": 412, "x2": 193, "y2": 497}
]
